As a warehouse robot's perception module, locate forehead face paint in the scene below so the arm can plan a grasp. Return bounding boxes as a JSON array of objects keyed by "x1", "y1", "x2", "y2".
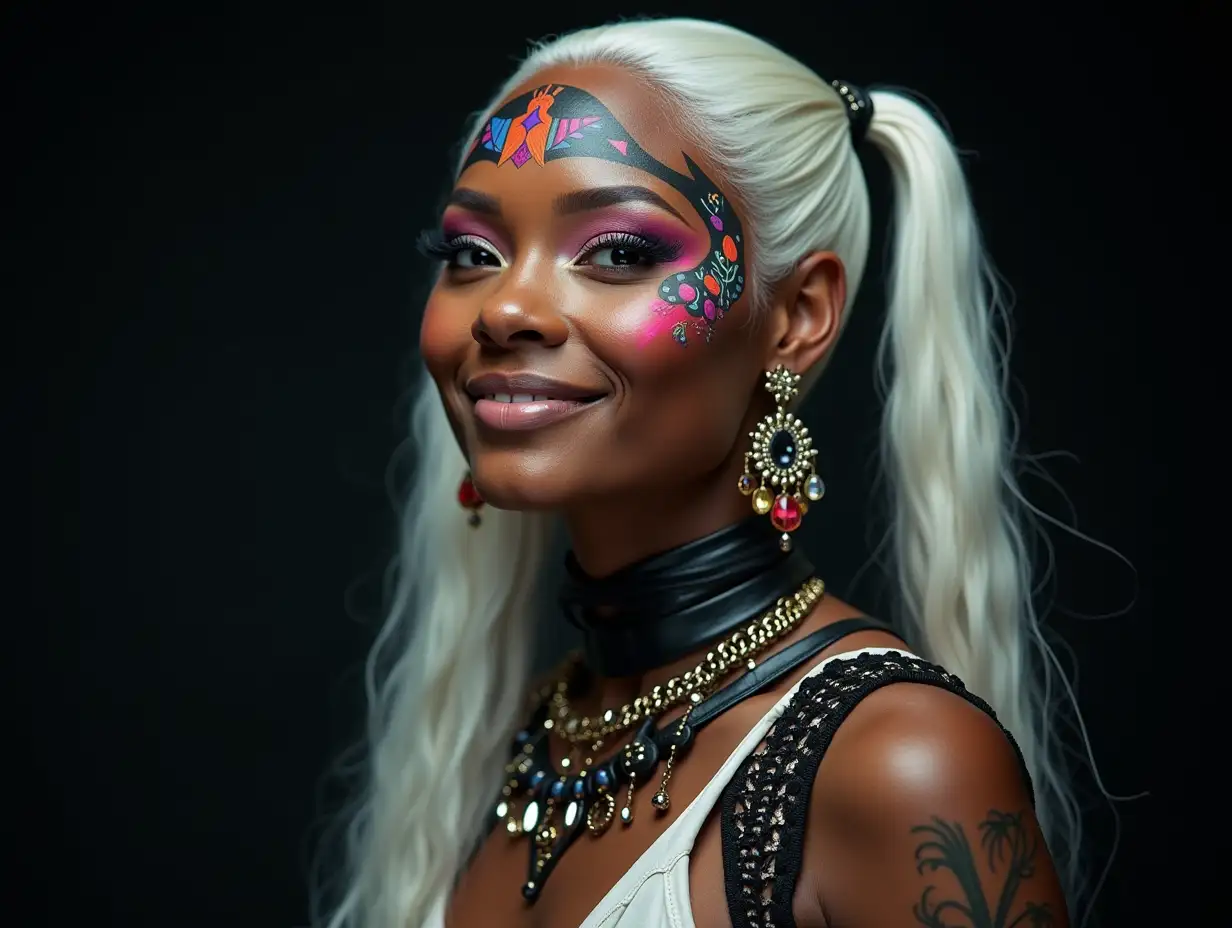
[{"x1": 462, "y1": 84, "x2": 746, "y2": 347}]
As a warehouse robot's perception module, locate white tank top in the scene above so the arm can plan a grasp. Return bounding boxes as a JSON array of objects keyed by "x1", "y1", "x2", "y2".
[{"x1": 428, "y1": 646, "x2": 912, "y2": 928}]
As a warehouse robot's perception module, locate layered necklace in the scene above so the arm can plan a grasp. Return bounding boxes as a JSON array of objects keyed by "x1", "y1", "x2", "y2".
[{"x1": 486, "y1": 518, "x2": 826, "y2": 902}]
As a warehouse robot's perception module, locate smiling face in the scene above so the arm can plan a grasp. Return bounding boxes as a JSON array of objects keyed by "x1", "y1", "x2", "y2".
[{"x1": 419, "y1": 65, "x2": 772, "y2": 516}]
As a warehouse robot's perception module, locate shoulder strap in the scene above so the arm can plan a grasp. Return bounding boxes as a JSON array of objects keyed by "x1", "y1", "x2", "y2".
[
  {"x1": 720, "y1": 650, "x2": 1032, "y2": 928},
  {"x1": 688, "y1": 617, "x2": 894, "y2": 730}
]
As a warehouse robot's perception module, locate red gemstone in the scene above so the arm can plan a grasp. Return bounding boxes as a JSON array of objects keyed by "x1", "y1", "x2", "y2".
[
  {"x1": 770, "y1": 494, "x2": 802, "y2": 532},
  {"x1": 457, "y1": 475, "x2": 484, "y2": 509}
]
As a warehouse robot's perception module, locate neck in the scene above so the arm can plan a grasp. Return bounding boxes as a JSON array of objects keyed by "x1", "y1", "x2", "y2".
[
  {"x1": 563, "y1": 514, "x2": 812, "y2": 660},
  {"x1": 556, "y1": 402, "x2": 792, "y2": 705},
  {"x1": 558, "y1": 444, "x2": 816, "y2": 711},
  {"x1": 562, "y1": 444, "x2": 750, "y2": 580}
]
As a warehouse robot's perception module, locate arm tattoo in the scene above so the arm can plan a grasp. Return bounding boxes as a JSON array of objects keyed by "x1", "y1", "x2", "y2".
[{"x1": 910, "y1": 809, "x2": 1054, "y2": 927}]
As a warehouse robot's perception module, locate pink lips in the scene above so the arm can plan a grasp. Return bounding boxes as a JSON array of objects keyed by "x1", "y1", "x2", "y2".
[
  {"x1": 473, "y1": 398, "x2": 596, "y2": 430},
  {"x1": 465, "y1": 373, "x2": 606, "y2": 431}
]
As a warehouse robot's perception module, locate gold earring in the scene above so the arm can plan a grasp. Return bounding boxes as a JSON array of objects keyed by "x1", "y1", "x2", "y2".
[{"x1": 738, "y1": 365, "x2": 826, "y2": 551}]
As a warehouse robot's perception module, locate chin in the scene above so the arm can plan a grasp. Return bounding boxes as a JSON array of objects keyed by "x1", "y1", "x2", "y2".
[{"x1": 468, "y1": 451, "x2": 580, "y2": 512}]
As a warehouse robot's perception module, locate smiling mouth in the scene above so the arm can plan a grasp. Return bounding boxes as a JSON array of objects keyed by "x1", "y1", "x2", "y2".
[
  {"x1": 478, "y1": 392, "x2": 604, "y2": 404},
  {"x1": 469, "y1": 393, "x2": 604, "y2": 431}
]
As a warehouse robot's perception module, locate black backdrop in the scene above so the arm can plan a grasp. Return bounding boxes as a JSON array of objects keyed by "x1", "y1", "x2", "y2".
[{"x1": 10, "y1": 3, "x2": 1157, "y2": 927}]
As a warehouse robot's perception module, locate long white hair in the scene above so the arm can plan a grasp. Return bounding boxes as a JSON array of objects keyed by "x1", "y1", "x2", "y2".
[{"x1": 315, "y1": 17, "x2": 1080, "y2": 928}]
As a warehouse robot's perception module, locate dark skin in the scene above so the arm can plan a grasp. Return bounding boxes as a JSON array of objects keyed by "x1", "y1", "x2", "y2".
[{"x1": 423, "y1": 64, "x2": 1067, "y2": 928}]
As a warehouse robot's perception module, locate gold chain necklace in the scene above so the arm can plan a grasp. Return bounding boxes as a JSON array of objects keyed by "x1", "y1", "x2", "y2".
[
  {"x1": 495, "y1": 576, "x2": 825, "y2": 902},
  {"x1": 547, "y1": 577, "x2": 825, "y2": 745}
]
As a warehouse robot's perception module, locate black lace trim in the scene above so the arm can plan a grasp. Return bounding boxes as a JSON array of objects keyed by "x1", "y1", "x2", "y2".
[{"x1": 719, "y1": 650, "x2": 1032, "y2": 928}]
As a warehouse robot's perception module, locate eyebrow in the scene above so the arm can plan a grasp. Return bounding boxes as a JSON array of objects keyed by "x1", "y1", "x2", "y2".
[
  {"x1": 444, "y1": 184, "x2": 691, "y2": 226},
  {"x1": 554, "y1": 185, "x2": 689, "y2": 224},
  {"x1": 446, "y1": 187, "x2": 501, "y2": 215}
]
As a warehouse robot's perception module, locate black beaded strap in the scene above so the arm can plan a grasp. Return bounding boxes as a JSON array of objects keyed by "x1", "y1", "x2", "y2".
[{"x1": 719, "y1": 650, "x2": 1032, "y2": 928}]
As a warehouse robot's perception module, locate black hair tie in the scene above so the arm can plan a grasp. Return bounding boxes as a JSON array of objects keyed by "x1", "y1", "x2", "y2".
[{"x1": 830, "y1": 78, "x2": 874, "y2": 146}]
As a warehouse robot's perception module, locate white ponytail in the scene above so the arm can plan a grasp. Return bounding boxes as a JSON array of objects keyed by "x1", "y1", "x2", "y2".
[
  {"x1": 867, "y1": 90, "x2": 1080, "y2": 890},
  {"x1": 317, "y1": 18, "x2": 1080, "y2": 927}
]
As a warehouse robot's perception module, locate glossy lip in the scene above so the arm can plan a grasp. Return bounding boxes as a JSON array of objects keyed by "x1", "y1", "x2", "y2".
[
  {"x1": 471, "y1": 397, "x2": 598, "y2": 431},
  {"x1": 463, "y1": 373, "x2": 607, "y2": 402}
]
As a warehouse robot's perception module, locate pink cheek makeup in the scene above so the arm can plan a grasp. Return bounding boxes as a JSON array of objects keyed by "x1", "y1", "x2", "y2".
[
  {"x1": 636, "y1": 297, "x2": 702, "y2": 351},
  {"x1": 636, "y1": 270, "x2": 733, "y2": 351}
]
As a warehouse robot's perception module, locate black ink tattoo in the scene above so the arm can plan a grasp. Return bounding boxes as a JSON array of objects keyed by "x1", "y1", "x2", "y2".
[{"x1": 910, "y1": 809, "x2": 1054, "y2": 927}]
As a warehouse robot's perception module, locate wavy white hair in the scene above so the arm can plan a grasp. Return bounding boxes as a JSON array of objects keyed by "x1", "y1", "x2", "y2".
[{"x1": 314, "y1": 17, "x2": 1081, "y2": 928}]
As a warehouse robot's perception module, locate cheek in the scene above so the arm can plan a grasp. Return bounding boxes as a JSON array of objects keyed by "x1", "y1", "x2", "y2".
[
  {"x1": 613, "y1": 329, "x2": 754, "y2": 478},
  {"x1": 595, "y1": 284, "x2": 754, "y2": 442},
  {"x1": 633, "y1": 298, "x2": 704, "y2": 353},
  {"x1": 595, "y1": 289, "x2": 686, "y2": 373},
  {"x1": 598, "y1": 278, "x2": 749, "y2": 370},
  {"x1": 617, "y1": 255, "x2": 747, "y2": 355},
  {"x1": 419, "y1": 286, "x2": 469, "y2": 381}
]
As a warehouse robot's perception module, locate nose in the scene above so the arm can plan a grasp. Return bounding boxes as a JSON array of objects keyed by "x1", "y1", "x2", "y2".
[{"x1": 472, "y1": 287, "x2": 569, "y2": 351}]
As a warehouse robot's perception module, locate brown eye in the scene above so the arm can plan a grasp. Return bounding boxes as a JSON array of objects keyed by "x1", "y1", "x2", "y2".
[
  {"x1": 453, "y1": 244, "x2": 503, "y2": 268},
  {"x1": 576, "y1": 232, "x2": 683, "y2": 271},
  {"x1": 589, "y1": 246, "x2": 652, "y2": 268},
  {"x1": 427, "y1": 233, "x2": 505, "y2": 270}
]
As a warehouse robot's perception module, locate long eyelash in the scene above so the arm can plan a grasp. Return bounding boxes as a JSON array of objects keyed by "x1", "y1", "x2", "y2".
[
  {"x1": 580, "y1": 231, "x2": 684, "y2": 264},
  {"x1": 415, "y1": 228, "x2": 454, "y2": 261},
  {"x1": 416, "y1": 229, "x2": 496, "y2": 263}
]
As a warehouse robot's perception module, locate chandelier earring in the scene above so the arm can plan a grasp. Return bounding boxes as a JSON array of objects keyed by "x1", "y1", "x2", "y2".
[{"x1": 737, "y1": 365, "x2": 826, "y2": 551}]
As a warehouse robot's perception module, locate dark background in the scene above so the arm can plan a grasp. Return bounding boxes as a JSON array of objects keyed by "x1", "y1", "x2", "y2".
[{"x1": 10, "y1": 3, "x2": 1158, "y2": 926}]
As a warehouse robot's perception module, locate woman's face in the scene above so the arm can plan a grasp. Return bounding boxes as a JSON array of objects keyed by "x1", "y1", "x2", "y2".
[{"x1": 420, "y1": 65, "x2": 773, "y2": 515}]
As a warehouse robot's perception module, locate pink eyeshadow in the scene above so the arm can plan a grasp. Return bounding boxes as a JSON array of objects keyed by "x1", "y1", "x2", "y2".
[
  {"x1": 441, "y1": 211, "x2": 508, "y2": 251},
  {"x1": 559, "y1": 210, "x2": 708, "y2": 266}
]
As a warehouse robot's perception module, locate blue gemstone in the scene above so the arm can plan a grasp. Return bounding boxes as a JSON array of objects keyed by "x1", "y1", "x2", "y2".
[
  {"x1": 550, "y1": 780, "x2": 566, "y2": 799},
  {"x1": 530, "y1": 770, "x2": 546, "y2": 787},
  {"x1": 595, "y1": 769, "x2": 611, "y2": 788},
  {"x1": 769, "y1": 430, "x2": 796, "y2": 468},
  {"x1": 515, "y1": 730, "x2": 529, "y2": 743},
  {"x1": 573, "y1": 778, "x2": 585, "y2": 798}
]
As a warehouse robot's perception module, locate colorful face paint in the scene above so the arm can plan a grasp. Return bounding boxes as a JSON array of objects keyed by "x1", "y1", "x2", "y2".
[{"x1": 463, "y1": 84, "x2": 746, "y2": 347}]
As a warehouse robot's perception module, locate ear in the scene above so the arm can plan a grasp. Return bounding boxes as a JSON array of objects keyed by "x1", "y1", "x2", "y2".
[{"x1": 762, "y1": 251, "x2": 847, "y2": 373}]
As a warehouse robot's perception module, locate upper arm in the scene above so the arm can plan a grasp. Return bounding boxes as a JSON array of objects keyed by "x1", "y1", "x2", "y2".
[{"x1": 805, "y1": 682, "x2": 1068, "y2": 928}]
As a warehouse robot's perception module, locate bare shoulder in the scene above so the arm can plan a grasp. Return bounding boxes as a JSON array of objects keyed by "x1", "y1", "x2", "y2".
[
  {"x1": 804, "y1": 676, "x2": 1069, "y2": 927},
  {"x1": 816, "y1": 677, "x2": 1027, "y2": 807}
]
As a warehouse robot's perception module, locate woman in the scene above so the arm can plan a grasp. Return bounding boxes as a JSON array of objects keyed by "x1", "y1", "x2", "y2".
[{"x1": 319, "y1": 17, "x2": 1076, "y2": 928}]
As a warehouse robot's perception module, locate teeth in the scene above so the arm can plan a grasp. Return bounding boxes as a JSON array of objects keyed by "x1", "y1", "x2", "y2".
[
  {"x1": 512, "y1": 394, "x2": 533, "y2": 403},
  {"x1": 485, "y1": 393, "x2": 555, "y2": 403}
]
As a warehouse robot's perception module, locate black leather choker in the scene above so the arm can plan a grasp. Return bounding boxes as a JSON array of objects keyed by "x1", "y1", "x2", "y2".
[{"x1": 559, "y1": 517, "x2": 815, "y2": 677}]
